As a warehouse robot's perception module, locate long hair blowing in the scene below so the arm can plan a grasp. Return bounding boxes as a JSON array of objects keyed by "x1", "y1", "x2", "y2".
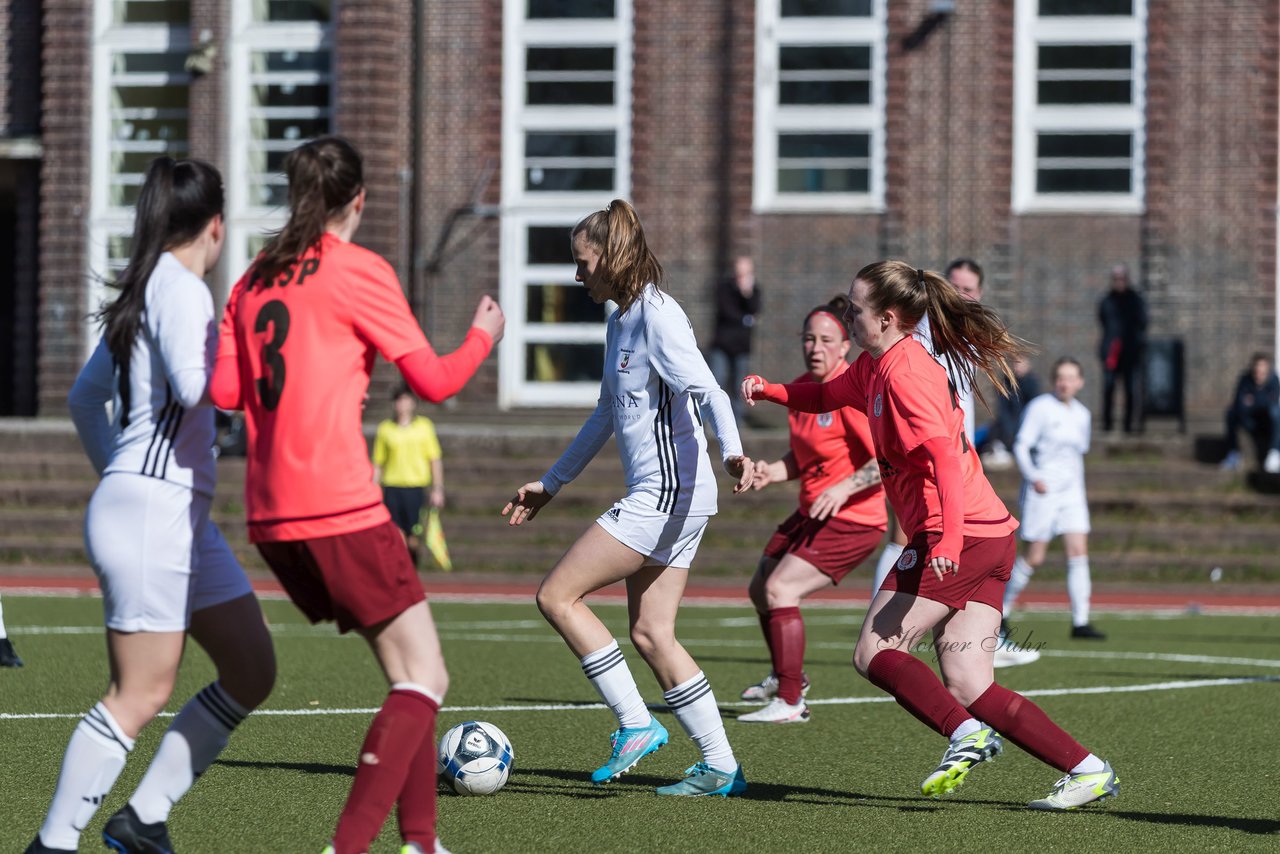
[
  {"x1": 856, "y1": 259, "x2": 1031, "y2": 402},
  {"x1": 254, "y1": 135, "x2": 363, "y2": 288},
  {"x1": 573, "y1": 199, "x2": 664, "y2": 312},
  {"x1": 97, "y1": 156, "x2": 224, "y2": 368}
]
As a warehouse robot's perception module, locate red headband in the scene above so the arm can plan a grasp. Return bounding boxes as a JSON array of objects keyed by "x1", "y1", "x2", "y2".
[{"x1": 807, "y1": 309, "x2": 849, "y2": 340}]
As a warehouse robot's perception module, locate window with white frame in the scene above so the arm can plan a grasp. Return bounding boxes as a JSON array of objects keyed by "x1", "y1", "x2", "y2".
[
  {"x1": 225, "y1": 0, "x2": 334, "y2": 297},
  {"x1": 1013, "y1": 0, "x2": 1146, "y2": 213},
  {"x1": 754, "y1": 0, "x2": 886, "y2": 212},
  {"x1": 499, "y1": 0, "x2": 632, "y2": 407},
  {"x1": 87, "y1": 1, "x2": 191, "y2": 350}
]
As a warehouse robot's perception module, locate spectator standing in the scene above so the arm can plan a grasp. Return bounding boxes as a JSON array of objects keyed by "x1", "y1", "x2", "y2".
[
  {"x1": 1220, "y1": 353, "x2": 1280, "y2": 474},
  {"x1": 709, "y1": 256, "x2": 761, "y2": 424},
  {"x1": 373, "y1": 386, "x2": 446, "y2": 566},
  {"x1": 1097, "y1": 263, "x2": 1147, "y2": 434}
]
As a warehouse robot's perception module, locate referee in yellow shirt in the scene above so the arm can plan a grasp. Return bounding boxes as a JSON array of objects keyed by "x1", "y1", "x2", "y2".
[{"x1": 373, "y1": 385, "x2": 444, "y2": 566}]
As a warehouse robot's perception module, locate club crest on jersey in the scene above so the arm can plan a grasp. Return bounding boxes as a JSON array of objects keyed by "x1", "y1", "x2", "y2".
[
  {"x1": 873, "y1": 393, "x2": 883, "y2": 418},
  {"x1": 897, "y1": 549, "x2": 918, "y2": 570},
  {"x1": 817, "y1": 412, "x2": 834, "y2": 428},
  {"x1": 618, "y1": 349, "x2": 633, "y2": 373}
]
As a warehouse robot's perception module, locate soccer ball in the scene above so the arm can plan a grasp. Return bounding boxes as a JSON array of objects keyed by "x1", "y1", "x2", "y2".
[{"x1": 437, "y1": 720, "x2": 513, "y2": 795}]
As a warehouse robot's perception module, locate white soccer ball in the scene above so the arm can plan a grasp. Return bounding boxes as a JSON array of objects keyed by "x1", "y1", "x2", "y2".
[{"x1": 437, "y1": 720, "x2": 513, "y2": 795}]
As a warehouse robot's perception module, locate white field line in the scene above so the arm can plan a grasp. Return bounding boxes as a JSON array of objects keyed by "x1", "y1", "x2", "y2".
[
  {"x1": 3, "y1": 588, "x2": 1278, "y2": 616},
  {"x1": 3, "y1": 675, "x2": 1276, "y2": 721}
]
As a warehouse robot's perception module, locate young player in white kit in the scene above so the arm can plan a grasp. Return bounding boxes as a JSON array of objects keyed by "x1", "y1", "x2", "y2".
[
  {"x1": 503, "y1": 200, "x2": 754, "y2": 797},
  {"x1": 26, "y1": 158, "x2": 276, "y2": 854},
  {"x1": 1003, "y1": 357, "x2": 1105, "y2": 639}
]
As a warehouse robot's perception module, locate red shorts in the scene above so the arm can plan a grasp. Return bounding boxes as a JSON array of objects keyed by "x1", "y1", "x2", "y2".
[
  {"x1": 880, "y1": 531, "x2": 1015, "y2": 610},
  {"x1": 256, "y1": 519, "x2": 426, "y2": 633},
  {"x1": 762, "y1": 510, "x2": 885, "y2": 583}
]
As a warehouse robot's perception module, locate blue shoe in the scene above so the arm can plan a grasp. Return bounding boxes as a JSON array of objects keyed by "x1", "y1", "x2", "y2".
[
  {"x1": 102, "y1": 804, "x2": 173, "y2": 854},
  {"x1": 655, "y1": 762, "x2": 747, "y2": 797},
  {"x1": 590, "y1": 719, "x2": 669, "y2": 784}
]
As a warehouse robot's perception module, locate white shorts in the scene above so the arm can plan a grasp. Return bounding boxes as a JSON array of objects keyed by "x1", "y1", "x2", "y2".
[
  {"x1": 85, "y1": 473, "x2": 252, "y2": 632},
  {"x1": 595, "y1": 494, "x2": 710, "y2": 569},
  {"x1": 1019, "y1": 484, "x2": 1090, "y2": 543}
]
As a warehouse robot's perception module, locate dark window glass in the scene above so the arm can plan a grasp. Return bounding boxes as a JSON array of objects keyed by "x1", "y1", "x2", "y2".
[
  {"x1": 525, "y1": 131, "x2": 615, "y2": 192},
  {"x1": 525, "y1": 343, "x2": 605, "y2": 382},
  {"x1": 116, "y1": 1, "x2": 189, "y2": 24},
  {"x1": 779, "y1": 45, "x2": 872, "y2": 105},
  {"x1": 526, "y1": 47, "x2": 615, "y2": 105},
  {"x1": 260, "y1": 0, "x2": 331, "y2": 21},
  {"x1": 527, "y1": 226, "x2": 573, "y2": 265},
  {"x1": 526, "y1": 283, "x2": 603, "y2": 324},
  {"x1": 1038, "y1": 133, "x2": 1130, "y2": 158},
  {"x1": 779, "y1": 133, "x2": 870, "y2": 158},
  {"x1": 782, "y1": 0, "x2": 872, "y2": 16},
  {"x1": 1036, "y1": 168, "x2": 1131, "y2": 193},
  {"x1": 1039, "y1": 0, "x2": 1131, "y2": 15},
  {"x1": 778, "y1": 167, "x2": 869, "y2": 193},
  {"x1": 777, "y1": 134, "x2": 871, "y2": 194},
  {"x1": 528, "y1": 0, "x2": 613, "y2": 18},
  {"x1": 1039, "y1": 44, "x2": 1131, "y2": 71},
  {"x1": 1038, "y1": 45, "x2": 1131, "y2": 104}
]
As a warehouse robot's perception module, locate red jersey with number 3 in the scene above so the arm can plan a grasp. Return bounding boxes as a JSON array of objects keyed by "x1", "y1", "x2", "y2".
[
  {"x1": 786, "y1": 365, "x2": 887, "y2": 529},
  {"x1": 840, "y1": 337, "x2": 1016, "y2": 540},
  {"x1": 217, "y1": 233, "x2": 429, "y2": 542}
]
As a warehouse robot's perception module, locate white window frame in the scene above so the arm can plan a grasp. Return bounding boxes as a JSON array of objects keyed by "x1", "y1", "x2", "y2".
[
  {"x1": 753, "y1": 0, "x2": 886, "y2": 213},
  {"x1": 87, "y1": 2, "x2": 190, "y2": 354},
  {"x1": 499, "y1": 0, "x2": 633, "y2": 407},
  {"x1": 1012, "y1": 0, "x2": 1146, "y2": 214},
  {"x1": 224, "y1": 0, "x2": 334, "y2": 298}
]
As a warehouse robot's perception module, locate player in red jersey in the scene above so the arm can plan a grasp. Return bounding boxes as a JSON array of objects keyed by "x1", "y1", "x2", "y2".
[
  {"x1": 743, "y1": 261, "x2": 1119, "y2": 811},
  {"x1": 210, "y1": 136, "x2": 504, "y2": 854},
  {"x1": 737, "y1": 295, "x2": 886, "y2": 724}
]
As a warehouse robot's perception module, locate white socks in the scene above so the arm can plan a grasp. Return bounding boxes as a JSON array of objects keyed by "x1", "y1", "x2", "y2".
[
  {"x1": 872, "y1": 542, "x2": 904, "y2": 596},
  {"x1": 1003, "y1": 555, "x2": 1035, "y2": 616},
  {"x1": 581, "y1": 640, "x2": 651, "y2": 730},
  {"x1": 663, "y1": 671, "x2": 736, "y2": 772},
  {"x1": 1067, "y1": 555, "x2": 1092, "y2": 627},
  {"x1": 39, "y1": 703, "x2": 134, "y2": 850},
  {"x1": 128, "y1": 682, "x2": 250, "y2": 825},
  {"x1": 949, "y1": 717, "x2": 983, "y2": 743},
  {"x1": 1071, "y1": 753, "x2": 1106, "y2": 775},
  {"x1": 0, "y1": 594, "x2": 7, "y2": 638}
]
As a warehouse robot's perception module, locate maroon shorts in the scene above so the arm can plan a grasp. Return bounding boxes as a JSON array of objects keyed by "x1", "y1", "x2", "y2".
[
  {"x1": 762, "y1": 510, "x2": 885, "y2": 583},
  {"x1": 880, "y1": 531, "x2": 1015, "y2": 610},
  {"x1": 256, "y1": 519, "x2": 426, "y2": 634}
]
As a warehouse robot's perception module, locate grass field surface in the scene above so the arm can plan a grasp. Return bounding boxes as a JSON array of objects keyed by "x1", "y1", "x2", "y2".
[{"x1": 2, "y1": 593, "x2": 1277, "y2": 852}]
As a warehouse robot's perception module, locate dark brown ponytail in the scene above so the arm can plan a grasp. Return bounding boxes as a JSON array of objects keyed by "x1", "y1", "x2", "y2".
[{"x1": 254, "y1": 136, "x2": 363, "y2": 288}]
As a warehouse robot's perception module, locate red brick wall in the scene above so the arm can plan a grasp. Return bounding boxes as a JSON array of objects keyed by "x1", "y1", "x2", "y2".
[{"x1": 38, "y1": 0, "x2": 91, "y2": 416}]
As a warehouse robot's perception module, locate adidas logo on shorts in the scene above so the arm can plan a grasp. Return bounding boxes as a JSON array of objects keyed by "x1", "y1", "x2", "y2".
[{"x1": 607, "y1": 507, "x2": 621, "y2": 521}]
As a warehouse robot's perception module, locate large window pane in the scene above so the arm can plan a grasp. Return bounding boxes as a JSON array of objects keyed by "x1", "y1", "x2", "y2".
[
  {"x1": 248, "y1": 49, "x2": 331, "y2": 207},
  {"x1": 1039, "y1": 0, "x2": 1131, "y2": 15},
  {"x1": 527, "y1": 226, "x2": 572, "y2": 265},
  {"x1": 252, "y1": 0, "x2": 332, "y2": 22},
  {"x1": 777, "y1": 133, "x2": 870, "y2": 193},
  {"x1": 1038, "y1": 44, "x2": 1132, "y2": 104},
  {"x1": 525, "y1": 131, "x2": 615, "y2": 192},
  {"x1": 782, "y1": 0, "x2": 872, "y2": 16},
  {"x1": 113, "y1": 0, "x2": 189, "y2": 25},
  {"x1": 779, "y1": 45, "x2": 872, "y2": 105},
  {"x1": 1036, "y1": 133, "x2": 1132, "y2": 193},
  {"x1": 526, "y1": 343, "x2": 605, "y2": 383},
  {"x1": 109, "y1": 52, "x2": 189, "y2": 207},
  {"x1": 528, "y1": 0, "x2": 613, "y2": 18},
  {"x1": 527, "y1": 47, "x2": 615, "y2": 106},
  {"x1": 526, "y1": 283, "x2": 602, "y2": 324}
]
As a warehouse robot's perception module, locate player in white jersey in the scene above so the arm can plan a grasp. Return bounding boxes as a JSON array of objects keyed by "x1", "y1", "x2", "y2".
[
  {"x1": 503, "y1": 200, "x2": 753, "y2": 798},
  {"x1": 871, "y1": 258, "x2": 984, "y2": 594},
  {"x1": 0, "y1": 594, "x2": 21, "y2": 667},
  {"x1": 1003, "y1": 357, "x2": 1106, "y2": 640},
  {"x1": 26, "y1": 158, "x2": 275, "y2": 854}
]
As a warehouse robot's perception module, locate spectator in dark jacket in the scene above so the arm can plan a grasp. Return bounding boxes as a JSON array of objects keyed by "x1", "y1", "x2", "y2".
[
  {"x1": 1097, "y1": 263, "x2": 1147, "y2": 434},
  {"x1": 709, "y1": 256, "x2": 761, "y2": 423},
  {"x1": 1221, "y1": 353, "x2": 1280, "y2": 474}
]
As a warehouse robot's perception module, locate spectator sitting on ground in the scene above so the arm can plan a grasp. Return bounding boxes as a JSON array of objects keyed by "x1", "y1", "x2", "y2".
[{"x1": 1220, "y1": 353, "x2": 1280, "y2": 474}]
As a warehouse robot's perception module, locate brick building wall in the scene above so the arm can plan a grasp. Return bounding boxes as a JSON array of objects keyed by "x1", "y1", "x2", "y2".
[{"x1": 38, "y1": 0, "x2": 91, "y2": 416}]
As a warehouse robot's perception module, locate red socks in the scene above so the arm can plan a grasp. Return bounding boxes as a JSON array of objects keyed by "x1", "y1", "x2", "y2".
[
  {"x1": 332, "y1": 688, "x2": 439, "y2": 854},
  {"x1": 865, "y1": 649, "x2": 971, "y2": 737},
  {"x1": 764, "y1": 607, "x2": 807, "y2": 704},
  {"x1": 966, "y1": 682, "x2": 1089, "y2": 773}
]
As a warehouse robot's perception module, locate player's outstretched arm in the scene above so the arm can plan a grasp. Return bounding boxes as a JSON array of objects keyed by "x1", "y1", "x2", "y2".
[
  {"x1": 502, "y1": 481, "x2": 553, "y2": 526},
  {"x1": 396, "y1": 295, "x2": 506, "y2": 403}
]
